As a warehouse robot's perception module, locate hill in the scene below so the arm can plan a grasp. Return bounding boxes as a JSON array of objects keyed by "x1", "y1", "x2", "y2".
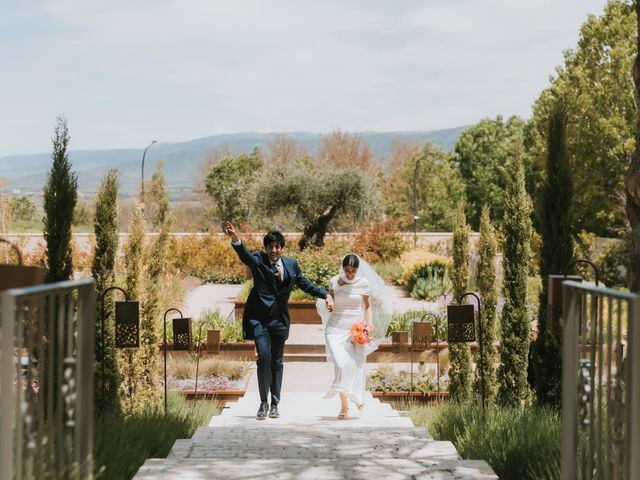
[{"x1": 0, "y1": 127, "x2": 468, "y2": 195}]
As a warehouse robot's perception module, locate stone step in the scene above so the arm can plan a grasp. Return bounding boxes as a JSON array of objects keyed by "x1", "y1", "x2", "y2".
[
  {"x1": 134, "y1": 377, "x2": 498, "y2": 480},
  {"x1": 283, "y1": 353, "x2": 327, "y2": 362},
  {"x1": 135, "y1": 457, "x2": 498, "y2": 479}
]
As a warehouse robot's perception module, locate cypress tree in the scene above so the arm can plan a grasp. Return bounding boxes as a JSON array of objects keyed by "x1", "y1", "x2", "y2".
[
  {"x1": 531, "y1": 99, "x2": 573, "y2": 406},
  {"x1": 119, "y1": 204, "x2": 146, "y2": 414},
  {"x1": 43, "y1": 116, "x2": 77, "y2": 282},
  {"x1": 474, "y1": 205, "x2": 498, "y2": 404},
  {"x1": 92, "y1": 169, "x2": 120, "y2": 413},
  {"x1": 497, "y1": 151, "x2": 533, "y2": 407},
  {"x1": 136, "y1": 215, "x2": 171, "y2": 410},
  {"x1": 136, "y1": 165, "x2": 172, "y2": 410},
  {"x1": 449, "y1": 202, "x2": 472, "y2": 402}
]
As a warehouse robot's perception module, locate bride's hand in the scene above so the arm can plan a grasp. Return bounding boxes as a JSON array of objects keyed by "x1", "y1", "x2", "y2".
[{"x1": 325, "y1": 294, "x2": 334, "y2": 312}]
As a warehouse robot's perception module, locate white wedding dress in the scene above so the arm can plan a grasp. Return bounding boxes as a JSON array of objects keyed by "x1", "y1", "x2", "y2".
[{"x1": 323, "y1": 276, "x2": 371, "y2": 405}]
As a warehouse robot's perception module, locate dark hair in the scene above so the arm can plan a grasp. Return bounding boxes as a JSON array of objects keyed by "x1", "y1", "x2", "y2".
[
  {"x1": 342, "y1": 253, "x2": 360, "y2": 269},
  {"x1": 263, "y1": 230, "x2": 285, "y2": 248}
]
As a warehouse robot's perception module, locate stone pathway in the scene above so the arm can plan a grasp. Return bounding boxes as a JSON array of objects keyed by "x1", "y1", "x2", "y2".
[{"x1": 135, "y1": 363, "x2": 497, "y2": 479}]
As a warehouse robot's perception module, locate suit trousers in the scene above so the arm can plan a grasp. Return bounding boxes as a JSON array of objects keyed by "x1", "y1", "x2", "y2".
[{"x1": 252, "y1": 319, "x2": 287, "y2": 404}]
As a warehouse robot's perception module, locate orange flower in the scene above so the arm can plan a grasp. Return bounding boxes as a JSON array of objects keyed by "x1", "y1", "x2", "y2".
[{"x1": 351, "y1": 321, "x2": 372, "y2": 346}]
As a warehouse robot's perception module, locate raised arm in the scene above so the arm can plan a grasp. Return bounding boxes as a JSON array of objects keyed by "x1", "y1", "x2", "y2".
[{"x1": 222, "y1": 221, "x2": 261, "y2": 268}]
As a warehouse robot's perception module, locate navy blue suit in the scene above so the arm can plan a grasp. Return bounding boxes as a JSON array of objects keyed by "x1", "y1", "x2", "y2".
[{"x1": 232, "y1": 241, "x2": 328, "y2": 404}]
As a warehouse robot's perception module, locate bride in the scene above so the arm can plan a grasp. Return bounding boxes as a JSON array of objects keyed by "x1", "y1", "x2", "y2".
[{"x1": 317, "y1": 253, "x2": 391, "y2": 419}]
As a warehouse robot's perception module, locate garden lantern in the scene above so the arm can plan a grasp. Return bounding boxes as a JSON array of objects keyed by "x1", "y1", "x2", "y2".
[
  {"x1": 448, "y1": 292, "x2": 486, "y2": 413},
  {"x1": 207, "y1": 329, "x2": 221, "y2": 354},
  {"x1": 410, "y1": 313, "x2": 437, "y2": 397},
  {"x1": 114, "y1": 300, "x2": 140, "y2": 348},
  {"x1": 447, "y1": 304, "x2": 475, "y2": 343},
  {"x1": 172, "y1": 316, "x2": 193, "y2": 350}
]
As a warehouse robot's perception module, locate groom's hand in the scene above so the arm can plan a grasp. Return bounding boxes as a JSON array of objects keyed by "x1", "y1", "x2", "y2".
[
  {"x1": 325, "y1": 294, "x2": 334, "y2": 312},
  {"x1": 222, "y1": 221, "x2": 239, "y2": 242}
]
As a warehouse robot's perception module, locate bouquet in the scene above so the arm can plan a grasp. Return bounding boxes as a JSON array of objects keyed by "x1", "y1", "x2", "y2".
[{"x1": 350, "y1": 321, "x2": 373, "y2": 347}]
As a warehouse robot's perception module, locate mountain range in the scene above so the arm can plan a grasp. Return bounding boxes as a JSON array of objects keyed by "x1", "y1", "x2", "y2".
[{"x1": 0, "y1": 126, "x2": 468, "y2": 196}]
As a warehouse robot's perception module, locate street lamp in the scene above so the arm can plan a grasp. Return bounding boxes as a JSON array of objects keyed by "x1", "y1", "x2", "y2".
[
  {"x1": 412, "y1": 157, "x2": 420, "y2": 248},
  {"x1": 140, "y1": 140, "x2": 157, "y2": 199}
]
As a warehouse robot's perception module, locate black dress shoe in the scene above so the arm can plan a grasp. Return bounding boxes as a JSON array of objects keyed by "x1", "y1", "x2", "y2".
[
  {"x1": 269, "y1": 403, "x2": 279, "y2": 418},
  {"x1": 256, "y1": 401, "x2": 269, "y2": 420}
]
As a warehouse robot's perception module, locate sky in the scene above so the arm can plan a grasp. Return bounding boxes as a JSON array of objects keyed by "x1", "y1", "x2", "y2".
[{"x1": 0, "y1": 0, "x2": 610, "y2": 156}]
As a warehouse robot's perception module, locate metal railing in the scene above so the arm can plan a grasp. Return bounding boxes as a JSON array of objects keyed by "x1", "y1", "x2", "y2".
[
  {"x1": 561, "y1": 280, "x2": 640, "y2": 480},
  {"x1": 0, "y1": 279, "x2": 96, "y2": 479}
]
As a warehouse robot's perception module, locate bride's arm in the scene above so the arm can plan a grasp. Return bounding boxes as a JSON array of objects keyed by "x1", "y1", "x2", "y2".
[{"x1": 363, "y1": 295, "x2": 373, "y2": 330}]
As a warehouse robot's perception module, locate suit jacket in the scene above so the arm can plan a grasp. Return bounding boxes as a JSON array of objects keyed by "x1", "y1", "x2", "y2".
[{"x1": 232, "y1": 241, "x2": 328, "y2": 340}]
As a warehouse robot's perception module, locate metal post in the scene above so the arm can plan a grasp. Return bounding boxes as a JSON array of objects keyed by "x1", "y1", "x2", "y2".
[
  {"x1": 194, "y1": 320, "x2": 216, "y2": 399},
  {"x1": 459, "y1": 292, "x2": 484, "y2": 412},
  {"x1": 561, "y1": 281, "x2": 580, "y2": 480},
  {"x1": 140, "y1": 140, "x2": 157, "y2": 200},
  {"x1": 412, "y1": 155, "x2": 422, "y2": 248},
  {"x1": 99, "y1": 286, "x2": 129, "y2": 408},
  {"x1": 163, "y1": 308, "x2": 183, "y2": 415},
  {"x1": 628, "y1": 293, "x2": 640, "y2": 479}
]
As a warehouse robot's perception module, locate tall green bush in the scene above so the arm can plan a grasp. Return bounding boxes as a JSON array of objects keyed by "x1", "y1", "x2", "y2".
[
  {"x1": 474, "y1": 205, "x2": 498, "y2": 404},
  {"x1": 43, "y1": 116, "x2": 77, "y2": 282},
  {"x1": 409, "y1": 402, "x2": 560, "y2": 480},
  {"x1": 498, "y1": 153, "x2": 533, "y2": 407},
  {"x1": 531, "y1": 99, "x2": 573, "y2": 407},
  {"x1": 449, "y1": 202, "x2": 472, "y2": 402},
  {"x1": 120, "y1": 204, "x2": 146, "y2": 414},
  {"x1": 92, "y1": 169, "x2": 121, "y2": 414},
  {"x1": 137, "y1": 215, "x2": 172, "y2": 410}
]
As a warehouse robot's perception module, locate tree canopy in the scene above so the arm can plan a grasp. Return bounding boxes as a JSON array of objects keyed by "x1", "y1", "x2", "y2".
[
  {"x1": 454, "y1": 115, "x2": 527, "y2": 230},
  {"x1": 528, "y1": 0, "x2": 636, "y2": 236},
  {"x1": 253, "y1": 164, "x2": 381, "y2": 249}
]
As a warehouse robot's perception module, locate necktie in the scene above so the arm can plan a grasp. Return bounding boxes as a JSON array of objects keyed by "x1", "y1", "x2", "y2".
[{"x1": 272, "y1": 262, "x2": 282, "y2": 283}]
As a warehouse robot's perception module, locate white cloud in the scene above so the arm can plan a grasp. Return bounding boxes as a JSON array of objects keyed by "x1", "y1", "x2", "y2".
[{"x1": 0, "y1": 0, "x2": 610, "y2": 155}]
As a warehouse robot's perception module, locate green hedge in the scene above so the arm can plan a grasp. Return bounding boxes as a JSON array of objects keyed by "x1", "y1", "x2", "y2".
[
  {"x1": 94, "y1": 393, "x2": 219, "y2": 479},
  {"x1": 410, "y1": 402, "x2": 560, "y2": 479}
]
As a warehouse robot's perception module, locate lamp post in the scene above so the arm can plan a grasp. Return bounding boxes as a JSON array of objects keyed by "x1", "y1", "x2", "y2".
[
  {"x1": 454, "y1": 292, "x2": 485, "y2": 413},
  {"x1": 194, "y1": 320, "x2": 216, "y2": 399},
  {"x1": 140, "y1": 140, "x2": 157, "y2": 200},
  {"x1": 163, "y1": 308, "x2": 184, "y2": 415},
  {"x1": 412, "y1": 156, "x2": 421, "y2": 248}
]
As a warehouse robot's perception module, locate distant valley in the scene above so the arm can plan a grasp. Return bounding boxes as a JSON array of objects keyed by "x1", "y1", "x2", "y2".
[{"x1": 0, "y1": 127, "x2": 468, "y2": 196}]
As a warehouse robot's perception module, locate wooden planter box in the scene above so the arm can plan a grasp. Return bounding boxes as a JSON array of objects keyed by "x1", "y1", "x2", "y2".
[
  {"x1": 372, "y1": 391, "x2": 449, "y2": 403},
  {"x1": 172, "y1": 389, "x2": 246, "y2": 402},
  {"x1": 234, "y1": 300, "x2": 322, "y2": 324}
]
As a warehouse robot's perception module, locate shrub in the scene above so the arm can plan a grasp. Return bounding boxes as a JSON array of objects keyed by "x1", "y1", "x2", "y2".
[
  {"x1": 94, "y1": 392, "x2": 219, "y2": 480},
  {"x1": 197, "y1": 309, "x2": 246, "y2": 343},
  {"x1": 386, "y1": 310, "x2": 448, "y2": 341},
  {"x1": 366, "y1": 366, "x2": 436, "y2": 395},
  {"x1": 409, "y1": 402, "x2": 560, "y2": 480},
  {"x1": 596, "y1": 237, "x2": 629, "y2": 289},
  {"x1": 353, "y1": 219, "x2": 406, "y2": 263},
  {"x1": 168, "y1": 353, "x2": 250, "y2": 381},
  {"x1": 167, "y1": 234, "x2": 261, "y2": 284},
  {"x1": 373, "y1": 261, "x2": 403, "y2": 285},
  {"x1": 399, "y1": 249, "x2": 451, "y2": 300}
]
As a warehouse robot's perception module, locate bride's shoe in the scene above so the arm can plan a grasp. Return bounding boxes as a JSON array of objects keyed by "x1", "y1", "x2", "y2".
[
  {"x1": 338, "y1": 403, "x2": 349, "y2": 419},
  {"x1": 356, "y1": 403, "x2": 364, "y2": 410}
]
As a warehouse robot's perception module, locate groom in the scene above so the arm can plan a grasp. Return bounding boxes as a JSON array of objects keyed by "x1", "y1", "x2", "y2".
[{"x1": 223, "y1": 222, "x2": 334, "y2": 419}]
